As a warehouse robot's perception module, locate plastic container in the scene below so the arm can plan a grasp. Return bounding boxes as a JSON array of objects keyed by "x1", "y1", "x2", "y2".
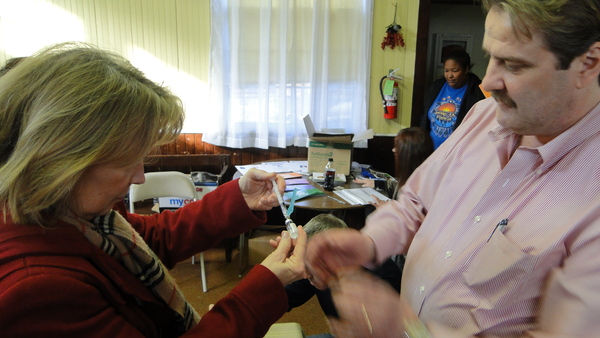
[{"x1": 323, "y1": 158, "x2": 336, "y2": 191}]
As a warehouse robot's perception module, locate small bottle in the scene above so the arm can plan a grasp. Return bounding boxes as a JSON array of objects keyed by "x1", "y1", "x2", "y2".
[{"x1": 323, "y1": 158, "x2": 335, "y2": 191}]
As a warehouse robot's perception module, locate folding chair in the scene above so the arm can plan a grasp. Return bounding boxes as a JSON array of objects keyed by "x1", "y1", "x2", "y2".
[{"x1": 128, "y1": 171, "x2": 208, "y2": 292}]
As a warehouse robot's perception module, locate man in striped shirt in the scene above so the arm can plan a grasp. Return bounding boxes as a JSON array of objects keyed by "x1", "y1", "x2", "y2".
[{"x1": 305, "y1": 0, "x2": 600, "y2": 336}]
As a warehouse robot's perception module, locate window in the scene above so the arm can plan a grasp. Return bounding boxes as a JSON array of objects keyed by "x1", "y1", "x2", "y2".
[{"x1": 204, "y1": 0, "x2": 373, "y2": 149}]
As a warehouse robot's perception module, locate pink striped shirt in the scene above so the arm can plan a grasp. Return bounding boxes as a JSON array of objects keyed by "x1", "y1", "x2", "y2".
[{"x1": 363, "y1": 97, "x2": 600, "y2": 336}]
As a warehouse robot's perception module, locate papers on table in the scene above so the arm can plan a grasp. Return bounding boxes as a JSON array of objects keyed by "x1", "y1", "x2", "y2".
[
  {"x1": 334, "y1": 188, "x2": 390, "y2": 205},
  {"x1": 279, "y1": 172, "x2": 303, "y2": 180},
  {"x1": 235, "y1": 160, "x2": 308, "y2": 176},
  {"x1": 284, "y1": 177, "x2": 311, "y2": 192},
  {"x1": 285, "y1": 184, "x2": 314, "y2": 192},
  {"x1": 284, "y1": 188, "x2": 325, "y2": 200},
  {"x1": 285, "y1": 178, "x2": 310, "y2": 185}
]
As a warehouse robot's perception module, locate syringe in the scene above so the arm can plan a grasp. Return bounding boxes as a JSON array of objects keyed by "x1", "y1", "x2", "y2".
[{"x1": 270, "y1": 178, "x2": 299, "y2": 239}]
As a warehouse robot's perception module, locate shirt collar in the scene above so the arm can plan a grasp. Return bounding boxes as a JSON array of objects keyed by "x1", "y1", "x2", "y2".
[{"x1": 487, "y1": 101, "x2": 600, "y2": 173}]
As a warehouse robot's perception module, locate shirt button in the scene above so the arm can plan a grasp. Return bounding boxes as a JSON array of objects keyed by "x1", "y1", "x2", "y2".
[
  {"x1": 474, "y1": 216, "x2": 482, "y2": 223},
  {"x1": 536, "y1": 168, "x2": 543, "y2": 175},
  {"x1": 445, "y1": 251, "x2": 452, "y2": 258},
  {"x1": 419, "y1": 286, "x2": 425, "y2": 294}
]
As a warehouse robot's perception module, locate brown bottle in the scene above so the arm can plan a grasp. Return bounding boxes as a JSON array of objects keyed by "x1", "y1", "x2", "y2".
[{"x1": 323, "y1": 158, "x2": 335, "y2": 191}]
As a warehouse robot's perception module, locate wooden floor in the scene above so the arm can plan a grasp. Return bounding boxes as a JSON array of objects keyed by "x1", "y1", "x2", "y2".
[{"x1": 170, "y1": 244, "x2": 331, "y2": 336}]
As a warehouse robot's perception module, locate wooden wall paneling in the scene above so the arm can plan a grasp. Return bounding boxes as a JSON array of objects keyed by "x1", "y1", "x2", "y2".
[
  {"x1": 183, "y1": 133, "x2": 195, "y2": 154},
  {"x1": 194, "y1": 134, "x2": 205, "y2": 153},
  {"x1": 262, "y1": 148, "x2": 274, "y2": 162},
  {"x1": 231, "y1": 150, "x2": 244, "y2": 166},
  {"x1": 203, "y1": 139, "x2": 215, "y2": 154},
  {"x1": 253, "y1": 147, "x2": 267, "y2": 163},
  {"x1": 248, "y1": 148, "x2": 262, "y2": 163},
  {"x1": 149, "y1": 134, "x2": 396, "y2": 175},
  {"x1": 289, "y1": 146, "x2": 307, "y2": 159},
  {"x1": 216, "y1": 146, "x2": 228, "y2": 155},
  {"x1": 268, "y1": 147, "x2": 281, "y2": 160},
  {"x1": 175, "y1": 134, "x2": 187, "y2": 154},
  {"x1": 241, "y1": 151, "x2": 254, "y2": 166},
  {"x1": 244, "y1": 148, "x2": 256, "y2": 163},
  {"x1": 161, "y1": 141, "x2": 176, "y2": 154}
]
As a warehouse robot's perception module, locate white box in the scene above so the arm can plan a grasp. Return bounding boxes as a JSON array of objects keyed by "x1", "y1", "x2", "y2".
[
  {"x1": 158, "y1": 196, "x2": 194, "y2": 208},
  {"x1": 158, "y1": 184, "x2": 218, "y2": 209},
  {"x1": 194, "y1": 184, "x2": 218, "y2": 199}
]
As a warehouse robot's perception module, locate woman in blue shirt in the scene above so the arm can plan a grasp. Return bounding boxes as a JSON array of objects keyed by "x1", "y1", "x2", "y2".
[{"x1": 420, "y1": 49, "x2": 486, "y2": 149}]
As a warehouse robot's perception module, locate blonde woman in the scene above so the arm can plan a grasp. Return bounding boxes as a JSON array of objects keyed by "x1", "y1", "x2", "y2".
[{"x1": 0, "y1": 43, "x2": 306, "y2": 337}]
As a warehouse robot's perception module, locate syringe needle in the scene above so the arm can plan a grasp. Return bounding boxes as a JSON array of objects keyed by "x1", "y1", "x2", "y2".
[
  {"x1": 271, "y1": 178, "x2": 287, "y2": 215},
  {"x1": 270, "y1": 177, "x2": 298, "y2": 239}
]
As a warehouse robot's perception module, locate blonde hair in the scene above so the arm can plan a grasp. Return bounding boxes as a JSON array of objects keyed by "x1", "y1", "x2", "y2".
[{"x1": 0, "y1": 42, "x2": 184, "y2": 225}]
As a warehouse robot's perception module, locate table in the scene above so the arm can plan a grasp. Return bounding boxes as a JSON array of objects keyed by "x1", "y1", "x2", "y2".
[
  {"x1": 239, "y1": 158, "x2": 372, "y2": 227},
  {"x1": 286, "y1": 177, "x2": 363, "y2": 209},
  {"x1": 238, "y1": 159, "x2": 376, "y2": 275}
]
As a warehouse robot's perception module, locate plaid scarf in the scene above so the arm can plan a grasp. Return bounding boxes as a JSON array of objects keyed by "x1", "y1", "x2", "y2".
[{"x1": 64, "y1": 210, "x2": 200, "y2": 333}]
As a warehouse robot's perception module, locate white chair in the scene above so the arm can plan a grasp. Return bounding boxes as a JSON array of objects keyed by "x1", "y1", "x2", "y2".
[
  {"x1": 128, "y1": 171, "x2": 208, "y2": 292},
  {"x1": 264, "y1": 322, "x2": 305, "y2": 337}
]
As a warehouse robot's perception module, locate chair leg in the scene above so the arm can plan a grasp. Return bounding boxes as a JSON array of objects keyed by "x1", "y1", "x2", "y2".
[
  {"x1": 238, "y1": 232, "x2": 248, "y2": 277},
  {"x1": 200, "y1": 252, "x2": 207, "y2": 293},
  {"x1": 191, "y1": 254, "x2": 196, "y2": 265},
  {"x1": 225, "y1": 237, "x2": 235, "y2": 263}
]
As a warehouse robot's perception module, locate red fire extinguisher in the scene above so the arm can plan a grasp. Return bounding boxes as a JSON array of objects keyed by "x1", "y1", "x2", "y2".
[{"x1": 379, "y1": 68, "x2": 402, "y2": 119}]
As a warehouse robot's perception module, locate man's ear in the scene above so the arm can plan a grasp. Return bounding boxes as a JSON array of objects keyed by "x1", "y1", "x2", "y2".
[{"x1": 576, "y1": 41, "x2": 600, "y2": 88}]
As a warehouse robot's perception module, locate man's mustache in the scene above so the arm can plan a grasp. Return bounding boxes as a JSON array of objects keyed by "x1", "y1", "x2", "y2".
[{"x1": 491, "y1": 90, "x2": 517, "y2": 108}]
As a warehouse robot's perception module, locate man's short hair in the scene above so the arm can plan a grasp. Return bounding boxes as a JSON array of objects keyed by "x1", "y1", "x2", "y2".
[{"x1": 303, "y1": 213, "x2": 348, "y2": 238}]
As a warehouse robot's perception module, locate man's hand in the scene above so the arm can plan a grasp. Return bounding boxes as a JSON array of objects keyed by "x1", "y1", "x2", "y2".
[
  {"x1": 305, "y1": 228, "x2": 376, "y2": 290},
  {"x1": 327, "y1": 269, "x2": 421, "y2": 337}
]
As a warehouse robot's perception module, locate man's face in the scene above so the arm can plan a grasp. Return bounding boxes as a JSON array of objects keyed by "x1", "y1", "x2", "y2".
[{"x1": 481, "y1": 7, "x2": 584, "y2": 143}]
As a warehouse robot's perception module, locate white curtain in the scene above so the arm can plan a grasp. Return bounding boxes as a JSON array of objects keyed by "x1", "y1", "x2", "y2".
[{"x1": 205, "y1": 0, "x2": 373, "y2": 149}]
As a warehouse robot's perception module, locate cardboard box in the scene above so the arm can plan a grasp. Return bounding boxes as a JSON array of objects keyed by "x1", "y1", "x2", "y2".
[
  {"x1": 307, "y1": 136, "x2": 354, "y2": 175},
  {"x1": 303, "y1": 115, "x2": 373, "y2": 175}
]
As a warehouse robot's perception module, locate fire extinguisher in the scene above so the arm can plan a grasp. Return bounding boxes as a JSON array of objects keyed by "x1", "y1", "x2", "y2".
[{"x1": 379, "y1": 68, "x2": 402, "y2": 119}]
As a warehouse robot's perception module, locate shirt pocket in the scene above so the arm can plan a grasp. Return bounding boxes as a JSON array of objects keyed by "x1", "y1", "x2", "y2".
[{"x1": 462, "y1": 232, "x2": 537, "y2": 306}]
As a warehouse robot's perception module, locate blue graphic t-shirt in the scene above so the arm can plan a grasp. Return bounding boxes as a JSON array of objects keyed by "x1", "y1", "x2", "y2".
[{"x1": 427, "y1": 82, "x2": 467, "y2": 149}]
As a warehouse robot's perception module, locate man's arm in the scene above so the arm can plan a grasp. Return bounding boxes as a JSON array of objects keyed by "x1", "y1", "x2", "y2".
[
  {"x1": 285, "y1": 278, "x2": 318, "y2": 311},
  {"x1": 532, "y1": 221, "x2": 600, "y2": 336}
]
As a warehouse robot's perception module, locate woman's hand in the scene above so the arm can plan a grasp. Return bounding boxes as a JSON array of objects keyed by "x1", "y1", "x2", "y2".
[
  {"x1": 260, "y1": 226, "x2": 307, "y2": 286},
  {"x1": 305, "y1": 228, "x2": 376, "y2": 290},
  {"x1": 238, "y1": 168, "x2": 286, "y2": 211},
  {"x1": 353, "y1": 178, "x2": 375, "y2": 188}
]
